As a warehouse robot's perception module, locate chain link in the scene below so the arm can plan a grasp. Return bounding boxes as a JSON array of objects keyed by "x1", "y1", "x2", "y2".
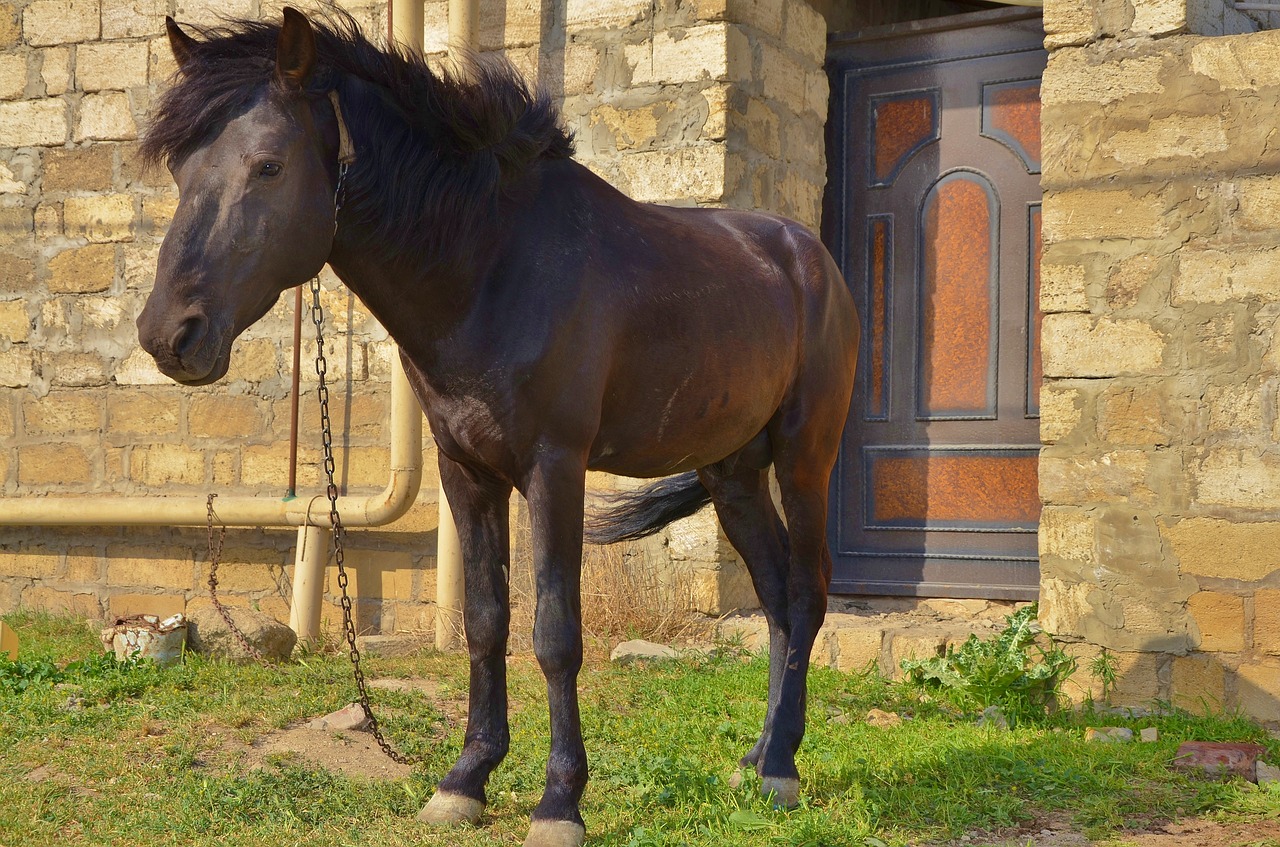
[
  {"x1": 309, "y1": 252, "x2": 416, "y2": 766},
  {"x1": 205, "y1": 494, "x2": 265, "y2": 661}
]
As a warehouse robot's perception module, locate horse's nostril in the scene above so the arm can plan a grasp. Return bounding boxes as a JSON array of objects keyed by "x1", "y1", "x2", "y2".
[{"x1": 171, "y1": 314, "x2": 209, "y2": 360}]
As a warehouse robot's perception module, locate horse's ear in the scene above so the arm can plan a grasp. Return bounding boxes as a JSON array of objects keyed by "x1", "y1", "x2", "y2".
[
  {"x1": 166, "y1": 17, "x2": 197, "y2": 70},
  {"x1": 276, "y1": 7, "x2": 316, "y2": 91}
]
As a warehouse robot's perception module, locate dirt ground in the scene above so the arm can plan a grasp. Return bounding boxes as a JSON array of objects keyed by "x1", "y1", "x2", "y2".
[{"x1": 957, "y1": 815, "x2": 1280, "y2": 847}]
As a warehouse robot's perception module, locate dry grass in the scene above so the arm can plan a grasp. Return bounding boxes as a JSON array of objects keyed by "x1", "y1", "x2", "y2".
[{"x1": 507, "y1": 521, "x2": 712, "y2": 652}]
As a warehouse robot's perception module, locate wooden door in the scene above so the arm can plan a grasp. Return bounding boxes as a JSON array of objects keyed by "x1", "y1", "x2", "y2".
[{"x1": 825, "y1": 10, "x2": 1046, "y2": 599}]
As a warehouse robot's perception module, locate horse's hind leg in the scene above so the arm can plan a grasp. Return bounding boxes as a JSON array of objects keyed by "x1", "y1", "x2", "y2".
[
  {"x1": 697, "y1": 460, "x2": 791, "y2": 770},
  {"x1": 419, "y1": 456, "x2": 514, "y2": 826},
  {"x1": 755, "y1": 392, "x2": 849, "y2": 808}
]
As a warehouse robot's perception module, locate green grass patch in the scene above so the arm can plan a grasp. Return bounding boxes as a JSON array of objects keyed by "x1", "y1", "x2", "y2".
[{"x1": 2, "y1": 610, "x2": 1277, "y2": 847}]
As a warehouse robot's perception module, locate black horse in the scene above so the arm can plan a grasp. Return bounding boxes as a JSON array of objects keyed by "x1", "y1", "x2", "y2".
[{"x1": 136, "y1": 10, "x2": 858, "y2": 846}]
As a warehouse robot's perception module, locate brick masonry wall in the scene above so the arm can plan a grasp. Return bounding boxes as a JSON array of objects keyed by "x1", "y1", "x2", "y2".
[
  {"x1": 1040, "y1": 0, "x2": 1280, "y2": 720},
  {"x1": 0, "y1": 0, "x2": 835, "y2": 630}
]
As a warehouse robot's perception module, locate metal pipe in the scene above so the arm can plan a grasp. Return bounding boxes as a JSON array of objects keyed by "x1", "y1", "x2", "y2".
[
  {"x1": 0, "y1": 355, "x2": 423, "y2": 528},
  {"x1": 429, "y1": 0, "x2": 477, "y2": 652},
  {"x1": 287, "y1": 287, "x2": 304, "y2": 498},
  {"x1": 288, "y1": 524, "x2": 328, "y2": 643}
]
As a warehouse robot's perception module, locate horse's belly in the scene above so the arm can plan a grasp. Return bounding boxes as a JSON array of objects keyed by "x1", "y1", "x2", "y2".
[{"x1": 587, "y1": 369, "x2": 785, "y2": 478}]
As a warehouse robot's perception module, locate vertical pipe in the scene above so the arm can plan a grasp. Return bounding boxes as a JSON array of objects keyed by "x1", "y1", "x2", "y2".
[
  {"x1": 287, "y1": 287, "x2": 304, "y2": 498},
  {"x1": 289, "y1": 524, "x2": 328, "y2": 643},
  {"x1": 432, "y1": 0, "x2": 477, "y2": 651}
]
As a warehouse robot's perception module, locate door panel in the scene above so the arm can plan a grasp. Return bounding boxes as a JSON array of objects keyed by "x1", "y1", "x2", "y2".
[{"x1": 825, "y1": 11, "x2": 1046, "y2": 599}]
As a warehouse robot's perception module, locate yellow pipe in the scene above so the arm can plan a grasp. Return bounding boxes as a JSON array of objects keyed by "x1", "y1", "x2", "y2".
[
  {"x1": 0, "y1": 356, "x2": 423, "y2": 528},
  {"x1": 429, "y1": 0, "x2": 477, "y2": 652}
]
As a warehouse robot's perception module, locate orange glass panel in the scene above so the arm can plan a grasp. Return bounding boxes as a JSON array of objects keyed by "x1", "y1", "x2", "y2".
[
  {"x1": 868, "y1": 216, "x2": 890, "y2": 419},
  {"x1": 983, "y1": 80, "x2": 1041, "y2": 172},
  {"x1": 1028, "y1": 205, "x2": 1043, "y2": 416},
  {"x1": 872, "y1": 92, "x2": 938, "y2": 185},
  {"x1": 919, "y1": 174, "x2": 996, "y2": 418},
  {"x1": 869, "y1": 452, "x2": 1039, "y2": 528}
]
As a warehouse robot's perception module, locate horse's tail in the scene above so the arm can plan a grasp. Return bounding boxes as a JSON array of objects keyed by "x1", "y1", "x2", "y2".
[{"x1": 584, "y1": 471, "x2": 712, "y2": 545}]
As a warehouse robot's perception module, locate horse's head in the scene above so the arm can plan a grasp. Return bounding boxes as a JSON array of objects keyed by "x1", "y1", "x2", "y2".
[{"x1": 137, "y1": 8, "x2": 339, "y2": 385}]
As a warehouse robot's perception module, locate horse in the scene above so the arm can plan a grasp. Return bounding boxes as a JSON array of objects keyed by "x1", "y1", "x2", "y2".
[{"x1": 136, "y1": 9, "x2": 858, "y2": 846}]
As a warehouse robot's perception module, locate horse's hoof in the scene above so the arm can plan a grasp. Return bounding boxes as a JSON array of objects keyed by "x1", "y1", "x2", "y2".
[
  {"x1": 522, "y1": 819, "x2": 586, "y2": 847},
  {"x1": 761, "y1": 776, "x2": 800, "y2": 809},
  {"x1": 417, "y1": 790, "x2": 485, "y2": 825}
]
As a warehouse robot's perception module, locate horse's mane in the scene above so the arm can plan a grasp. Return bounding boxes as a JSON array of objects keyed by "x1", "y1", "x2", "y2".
[{"x1": 141, "y1": 10, "x2": 574, "y2": 271}]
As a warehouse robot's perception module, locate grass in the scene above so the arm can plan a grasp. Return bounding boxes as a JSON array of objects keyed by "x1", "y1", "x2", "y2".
[{"x1": 2, "y1": 609, "x2": 1278, "y2": 847}]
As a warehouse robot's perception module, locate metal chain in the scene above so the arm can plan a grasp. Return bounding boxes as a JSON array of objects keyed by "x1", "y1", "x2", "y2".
[
  {"x1": 205, "y1": 494, "x2": 265, "y2": 661},
  {"x1": 308, "y1": 196, "x2": 416, "y2": 763}
]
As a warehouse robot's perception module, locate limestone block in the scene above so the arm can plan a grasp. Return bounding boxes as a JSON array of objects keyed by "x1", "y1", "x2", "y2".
[
  {"x1": 102, "y1": 0, "x2": 166, "y2": 39},
  {"x1": 40, "y1": 45, "x2": 70, "y2": 94},
  {"x1": 0, "y1": 299, "x2": 28, "y2": 342},
  {"x1": 1192, "y1": 449, "x2": 1280, "y2": 511},
  {"x1": 1166, "y1": 518, "x2": 1280, "y2": 582},
  {"x1": 44, "y1": 145, "x2": 114, "y2": 191},
  {"x1": 618, "y1": 144, "x2": 725, "y2": 203},
  {"x1": 1190, "y1": 31, "x2": 1280, "y2": 91},
  {"x1": 783, "y1": 1, "x2": 825, "y2": 65},
  {"x1": 1040, "y1": 385, "x2": 1082, "y2": 443},
  {"x1": 727, "y1": 0, "x2": 782, "y2": 38},
  {"x1": 1101, "y1": 115, "x2": 1228, "y2": 167},
  {"x1": 0, "y1": 160, "x2": 27, "y2": 193},
  {"x1": 22, "y1": 0, "x2": 100, "y2": 47},
  {"x1": 65, "y1": 549, "x2": 102, "y2": 583},
  {"x1": 1042, "y1": 313, "x2": 1165, "y2": 378},
  {"x1": 1171, "y1": 654, "x2": 1227, "y2": 711},
  {"x1": 0, "y1": 545, "x2": 60, "y2": 578},
  {"x1": 1097, "y1": 386, "x2": 1167, "y2": 445},
  {"x1": 477, "y1": 0, "x2": 541, "y2": 50},
  {"x1": 0, "y1": 52, "x2": 26, "y2": 100},
  {"x1": 0, "y1": 1, "x2": 17, "y2": 49},
  {"x1": 1130, "y1": 0, "x2": 1186, "y2": 36},
  {"x1": 562, "y1": 42, "x2": 599, "y2": 95},
  {"x1": 1042, "y1": 188, "x2": 1168, "y2": 242},
  {"x1": 114, "y1": 347, "x2": 169, "y2": 385},
  {"x1": 106, "y1": 390, "x2": 181, "y2": 435},
  {"x1": 0, "y1": 98, "x2": 66, "y2": 146},
  {"x1": 33, "y1": 202, "x2": 58, "y2": 237},
  {"x1": 18, "y1": 442, "x2": 94, "y2": 486},
  {"x1": 1175, "y1": 248, "x2": 1280, "y2": 304},
  {"x1": 1107, "y1": 253, "x2": 1161, "y2": 310},
  {"x1": 48, "y1": 242, "x2": 115, "y2": 293},
  {"x1": 1040, "y1": 450, "x2": 1150, "y2": 505},
  {"x1": 1236, "y1": 662, "x2": 1280, "y2": 723},
  {"x1": 1040, "y1": 507, "x2": 1095, "y2": 564},
  {"x1": 22, "y1": 392, "x2": 101, "y2": 434},
  {"x1": 1236, "y1": 175, "x2": 1280, "y2": 231},
  {"x1": 77, "y1": 41, "x2": 148, "y2": 91},
  {"x1": 0, "y1": 346, "x2": 33, "y2": 386},
  {"x1": 833, "y1": 627, "x2": 883, "y2": 673},
  {"x1": 758, "y1": 40, "x2": 805, "y2": 105},
  {"x1": 195, "y1": 555, "x2": 286, "y2": 594},
  {"x1": 49, "y1": 351, "x2": 109, "y2": 386},
  {"x1": 1041, "y1": 51, "x2": 1165, "y2": 106},
  {"x1": 21, "y1": 585, "x2": 101, "y2": 618},
  {"x1": 1187, "y1": 591, "x2": 1245, "y2": 652},
  {"x1": 186, "y1": 605, "x2": 296, "y2": 660},
  {"x1": 565, "y1": 0, "x2": 650, "y2": 30},
  {"x1": 187, "y1": 395, "x2": 267, "y2": 440},
  {"x1": 1254, "y1": 589, "x2": 1280, "y2": 656},
  {"x1": 626, "y1": 23, "x2": 730, "y2": 86},
  {"x1": 744, "y1": 97, "x2": 779, "y2": 158},
  {"x1": 226, "y1": 337, "x2": 279, "y2": 382},
  {"x1": 63, "y1": 193, "x2": 134, "y2": 243},
  {"x1": 1205, "y1": 383, "x2": 1263, "y2": 434},
  {"x1": 1108, "y1": 650, "x2": 1163, "y2": 708},
  {"x1": 105, "y1": 543, "x2": 195, "y2": 590},
  {"x1": 173, "y1": 0, "x2": 253, "y2": 27},
  {"x1": 0, "y1": 204, "x2": 32, "y2": 242},
  {"x1": 129, "y1": 443, "x2": 206, "y2": 486},
  {"x1": 1039, "y1": 578, "x2": 1098, "y2": 637},
  {"x1": 1043, "y1": 0, "x2": 1095, "y2": 48},
  {"x1": 106, "y1": 592, "x2": 185, "y2": 620},
  {"x1": 76, "y1": 91, "x2": 137, "y2": 141},
  {"x1": 1040, "y1": 262, "x2": 1088, "y2": 313},
  {"x1": 590, "y1": 103, "x2": 660, "y2": 151}
]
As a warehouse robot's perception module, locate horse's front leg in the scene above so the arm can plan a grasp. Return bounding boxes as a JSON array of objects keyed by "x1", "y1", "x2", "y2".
[
  {"x1": 523, "y1": 451, "x2": 589, "y2": 847},
  {"x1": 419, "y1": 455, "x2": 514, "y2": 826}
]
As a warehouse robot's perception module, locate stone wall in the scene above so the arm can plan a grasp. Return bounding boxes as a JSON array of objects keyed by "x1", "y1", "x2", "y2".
[
  {"x1": 0, "y1": 0, "x2": 836, "y2": 631},
  {"x1": 1039, "y1": 0, "x2": 1280, "y2": 719}
]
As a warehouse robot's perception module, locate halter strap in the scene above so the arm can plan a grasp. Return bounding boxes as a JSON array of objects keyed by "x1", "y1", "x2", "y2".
[{"x1": 327, "y1": 89, "x2": 356, "y2": 165}]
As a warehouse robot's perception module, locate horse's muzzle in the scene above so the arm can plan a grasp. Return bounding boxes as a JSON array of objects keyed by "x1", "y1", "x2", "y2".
[{"x1": 136, "y1": 307, "x2": 231, "y2": 386}]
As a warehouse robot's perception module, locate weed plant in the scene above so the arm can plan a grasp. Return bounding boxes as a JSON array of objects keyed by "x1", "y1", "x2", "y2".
[
  {"x1": 900, "y1": 605, "x2": 1077, "y2": 726},
  {"x1": 2, "y1": 610, "x2": 1277, "y2": 847}
]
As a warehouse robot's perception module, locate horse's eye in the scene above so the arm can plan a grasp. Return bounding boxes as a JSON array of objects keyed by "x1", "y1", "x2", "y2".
[{"x1": 258, "y1": 161, "x2": 283, "y2": 178}]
